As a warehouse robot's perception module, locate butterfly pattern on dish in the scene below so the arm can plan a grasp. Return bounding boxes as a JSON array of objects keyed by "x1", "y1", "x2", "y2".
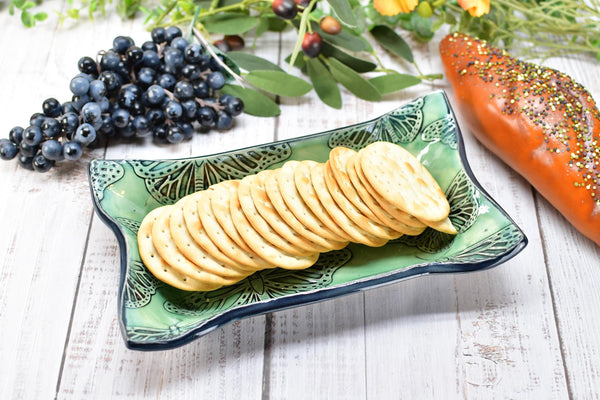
[
  {"x1": 327, "y1": 97, "x2": 424, "y2": 150},
  {"x1": 393, "y1": 169, "x2": 480, "y2": 253},
  {"x1": 128, "y1": 143, "x2": 292, "y2": 205},
  {"x1": 162, "y1": 249, "x2": 353, "y2": 318},
  {"x1": 441, "y1": 224, "x2": 524, "y2": 264},
  {"x1": 421, "y1": 114, "x2": 458, "y2": 149},
  {"x1": 89, "y1": 160, "x2": 125, "y2": 201},
  {"x1": 123, "y1": 260, "x2": 165, "y2": 309}
]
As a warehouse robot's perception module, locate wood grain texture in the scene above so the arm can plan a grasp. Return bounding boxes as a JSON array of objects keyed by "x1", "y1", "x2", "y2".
[
  {"x1": 0, "y1": 9, "x2": 104, "y2": 400},
  {"x1": 1, "y1": 4, "x2": 599, "y2": 399}
]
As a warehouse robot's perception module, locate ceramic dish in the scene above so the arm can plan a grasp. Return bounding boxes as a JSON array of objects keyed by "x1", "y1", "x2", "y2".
[{"x1": 89, "y1": 91, "x2": 527, "y2": 350}]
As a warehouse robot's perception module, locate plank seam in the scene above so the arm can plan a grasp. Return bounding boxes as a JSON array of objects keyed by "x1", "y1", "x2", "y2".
[
  {"x1": 54, "y1": 135, "x2": 110, "y2": 400},
  {"x1": 53, "y1": 209, "x2": 96, "y2": 400},
  {"x1": 532, "y1": 189, "x2": 573, "y2": 399},
  {"x1": 261, "y1": 313, "x2": 273, "y2": 400}
]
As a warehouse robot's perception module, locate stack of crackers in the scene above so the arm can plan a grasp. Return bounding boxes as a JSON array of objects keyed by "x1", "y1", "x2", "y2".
[{"x1": 137, "y1": 142, "x2": 456, "y2": 291}]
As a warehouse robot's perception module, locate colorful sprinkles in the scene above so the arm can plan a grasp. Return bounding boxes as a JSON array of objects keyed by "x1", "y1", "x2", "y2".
[{"x1": 445, "y1": 33, "x2": 600, "y2": 204}]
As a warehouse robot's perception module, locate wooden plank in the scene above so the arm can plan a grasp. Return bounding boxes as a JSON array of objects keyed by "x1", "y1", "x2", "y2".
[
  {"x1": 532, "y1": 55, "x2": 600, "y2": 399},
  {"x1": 364, "y1": 35, "x2": 569, "y2": 398},
  {"x1": 264, "y1": 29, "x2": 424, "y2": 399},
  {"x1": 0, "y1": 8, "x2": 108, "y2": 399},
  {"x1": 56, "y1": 23, "x2": 277, "y2": 399}
]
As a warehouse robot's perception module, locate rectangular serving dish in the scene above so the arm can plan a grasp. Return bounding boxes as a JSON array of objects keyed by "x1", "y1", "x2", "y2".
[{"x1": 89, "y1": 91, "x2": 527, "y2": 350}]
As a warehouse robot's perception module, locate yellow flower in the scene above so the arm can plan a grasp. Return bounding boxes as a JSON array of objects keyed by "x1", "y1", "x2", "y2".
[
  {"x1": 373, "y1": 0, "x2": 418, "y2": 16},
  {"x1": 457, "y1": 0, "x2": 491, "y2": 17}
]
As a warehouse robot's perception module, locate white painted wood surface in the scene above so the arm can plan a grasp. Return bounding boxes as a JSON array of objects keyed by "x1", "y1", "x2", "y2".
[{"x1": 0, "y1": 3, "x2": 599, "y2": 399}]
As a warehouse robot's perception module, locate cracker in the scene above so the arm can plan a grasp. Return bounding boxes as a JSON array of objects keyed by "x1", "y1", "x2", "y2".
[
  {"x1": 169, "y1": 198, "x2": 251, "y2": 279},
  {"x1": 208, "y1": 180, "x2": 253, "y2": 254},
  {"x1": 346, "y1": 153, "x2": 426, "y2": 236},
  {"x1": 251, "y1": 170, "x2": 327, "y2": 253},
  {"x1": 137, "y1": 207, "x2": 221, "y2": 291},
  {"x1": 181, "y1": 192, "x2": 256, "y2": 273},
  {"x1": 266, "y1": 167, "x2": 348, "y2": 251},
  {"x1": 359, "y1": 142, "x2": 450, "y2": 222},
  {"x1": 229, "y1": 188, "x2": 320, "y2": 270},
  {"x1": 420, "y1": 216, "x2": 457, "y2": 235},
  {"x1": 310, "y1": 163, "x2": 388, "y2": 247},
  {"x1": 324, "y1": 160, "x2": 403, "y2": 240},
  {"x1": 293, "y1": 160, "x2": 353, "y2": 241},
  {"x1": 351, "y1": 152, "x2": 427, "y2": 230},
  {"x1": 278, "y1": 160, "x2": 349, "y2": 243},
  {"x1": 238, "y1": 174, "x2": 313, "y2": 256},
  {"x1": 152, "y1": 205, "x2": 240, "y2": 287},
  {"x1": 198, "y1": 185, "x2": 274, "y2": 270},
  {"x1": 328, "y1": 147, "x2": 380, "y2": 223}
]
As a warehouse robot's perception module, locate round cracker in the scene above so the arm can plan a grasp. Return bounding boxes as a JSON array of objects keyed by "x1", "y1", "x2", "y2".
[
  {"x1": 238, "y1": 174, "x2": 313, "y2": 256},
  {"x1": 310, "y1": 163, "x2": 388, "y2": 247},
  {"x1": 181, "y1": 192, "x2": 256, "y2": 273},
  {"x1": 208, "y1": 180, "x2": 253, "y2": 254},
  {"x1": 350, "y1": 153, "x2": 427, "y2": 231},
  {"x1": 346, "y1": 154, "x2": 426, "y2": 236},
  {"x1": 359, "y1": 142, "x2": 450, "y2": 222},
  {"x1": 137, "y1": 207, "x2": 221, "y2": 291},
  {"x1": 420, "y1": 216, "x2": 457, "y2": 235},
  {"x1": 169, "y1": 198, "x2": 251, "y2": 279},
  {"x1": 229, "y1": 188, "x2": 320, "y2": 270},
  {"x1": 324, "y1": 160, "x2": 403, "y2": 240},
  {"x1": 251, "y1": 170, "x2": 327, "y2": 254},
  {"x1": 278, "y1": 160, "x2": 349, "y2": 243},
  {"x1": 152, "y1": 205, "x2": 240, "y2": 287},
  {"x1": 198, "y1": 185, "x2": 274, "y2": 270},
  {"x1": 294, "y1": 160, "x2": 353, "y2": 241},
  {"x1": 328, "y1": 147, "x2": 381, "y2": 223},
  {"x1": 266, "y1": 167, "x2": 347, "y2": 251}
]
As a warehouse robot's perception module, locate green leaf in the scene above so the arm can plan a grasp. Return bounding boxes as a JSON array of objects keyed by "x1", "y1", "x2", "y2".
[
  {"x1": 255, "y1": 16, "x2": 269, "y2": 39},
  {"x1": 314, "y1": 23, "x2": 369, "y2": 52},
  {"x1": 284, "y1": 53, "x2": 307, "y2": 73},
  {"x1": 370, "y1": 25, "x2": 414, "y2": 63},
  {"x1": 8, "y1": 3, "x2": 15, "y2": 15},
  {"x1": 227, "y1": 51, "x2": 283, "y2": 72},
  {"x1": 321, "y1": 42, "x2": 376, "y2": 73},
  {"x1": 22, "y1": 1, "x2": 35, "y2": 10},
  {"x1": 369, "y1": 74, "x2": 421, "y2": 94},
  {"x1": 327, "y1": 58, "x2": 381, "y2": 101},
  {"x1": 245, "y1": 70, "x2": 312, "y2": 97},
  {"x1": 221, "y1": 84, "x2": 280, "y2": 117},
  {"x1": 307, "y1": 58, "x2": 342, "y2": 109},
  {"x1": 21, "y1": 10, "x2": 34, "y2": 27},
  {"x1": 34, "y1": 11, "x2": 48, "y2": 21},
  {"x1": 267, "y1": 16, "x2": 288, "y2": 31},
  {"x1": 67, "y1": 8, "x2": 79, "y2": 19},
  {"x1": 325, "y1": 0, "x2": 357, "y2": 27},
  {"x1": 202, "y1": 14, "x2": 259, "y2": 35}
]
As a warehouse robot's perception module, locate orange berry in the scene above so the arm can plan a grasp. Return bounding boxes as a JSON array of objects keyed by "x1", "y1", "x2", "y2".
[{"x1": 319, "y1": 16, "x2": 342, "y2": 35}]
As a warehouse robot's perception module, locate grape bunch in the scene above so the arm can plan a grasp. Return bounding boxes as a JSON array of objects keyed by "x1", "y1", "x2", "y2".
[{"x1": 0, "y1": 26, "x2": 244, "y2": 172}]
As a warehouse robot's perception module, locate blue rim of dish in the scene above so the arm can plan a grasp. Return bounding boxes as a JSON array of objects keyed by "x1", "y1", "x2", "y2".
[{"x1": 88, "y1": 90, "x2": 528, "y2": 350}]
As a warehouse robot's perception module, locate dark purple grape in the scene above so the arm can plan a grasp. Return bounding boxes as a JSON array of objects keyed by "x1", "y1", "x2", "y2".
[
  {"x1": 216, "y1": 110, "x2": 233, "y2": 130},
  {"x1": 78, "y1": 56, "x2": 98, "y2": 76},
  {"x1": 9, "y1": 127, "x2": 24, "y2": 145},
  {"x1": 32, "y1": 153, "x2": 54, "y2": 172},
  {"x1": 0, "y1": 139, "x2": 19, "y2": 160},
  {"x1": 63, "y1": 141, "x2": 83, "y2": 160},
  {"x1": 41, "y1": 139, "x2": 64, "y2": 161},
  {"x1": 113, "y1": 36, "x2": 135, "y2": 54},
  {"x1": 151, "y1": 27, "x2": 167, "y2": 44},
  {"x1": 197, "y1": 106, "x2": 217, "y2": 127}
]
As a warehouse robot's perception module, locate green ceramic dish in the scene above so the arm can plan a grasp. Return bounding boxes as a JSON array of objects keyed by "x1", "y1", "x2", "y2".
[{"x1": 89, "y1": 91, "x2": 527, "y2": 350}]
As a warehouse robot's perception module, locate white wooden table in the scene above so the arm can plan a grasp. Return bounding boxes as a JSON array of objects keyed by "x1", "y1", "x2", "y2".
[{"x1": 1, "y1": 4, "x2": 599, "y2": 399}]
